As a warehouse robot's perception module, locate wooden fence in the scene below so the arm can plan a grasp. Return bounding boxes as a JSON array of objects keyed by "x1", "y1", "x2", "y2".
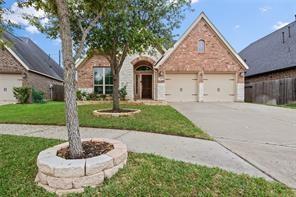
[
  {"x1": 245, "y1": 77, "x2": 296, "y2": 105},
  {"x1": 52, "y1": 84, "x2": 64, "y2": 101}
]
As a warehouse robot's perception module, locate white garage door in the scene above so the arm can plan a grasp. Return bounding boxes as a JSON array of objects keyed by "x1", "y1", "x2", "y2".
[
  {"x1": 165, "y1": 74, "x2": 198, "y2": 102},
  {"x1": 0, "y1": 74, "x2": 22, "y2": 102},
  {"x1": 203, "y1": 74, "x2": 235, "y2": 102}
]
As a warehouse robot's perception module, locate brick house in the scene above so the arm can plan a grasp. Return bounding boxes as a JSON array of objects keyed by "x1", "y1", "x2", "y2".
[
  {"x1": 239, "y1": 18, "x2": 296, "y2": 104},
  {"x1": 0, "y1": 31, "x2": 64, "y2": 102},
  {"x1": 76, "y1": 12, "x2": 248, "y2": 102}
]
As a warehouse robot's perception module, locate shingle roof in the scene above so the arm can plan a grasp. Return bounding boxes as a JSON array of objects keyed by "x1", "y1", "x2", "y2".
[
  {"x1": 3, "y1": 31, "x2": 64, "y2": 81},
  {"x1": 239, "y1": 20, "x2": 296, "y2": 77}
]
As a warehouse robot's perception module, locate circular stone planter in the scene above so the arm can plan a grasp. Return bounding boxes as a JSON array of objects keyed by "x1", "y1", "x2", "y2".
[
  {"x1": 35, "y1": 138, "x2": 127, "y2": 195},
  {"x1": 93, "y1": 109, "x2": 141, "y2": 117}
]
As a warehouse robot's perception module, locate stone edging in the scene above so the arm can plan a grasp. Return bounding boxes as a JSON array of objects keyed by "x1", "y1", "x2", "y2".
[
  {"x1": 35, "y1": 138, "x2": 128, "y2": 195},
  {"x1": 93, "y1": 109, "x2": 141, "y2": 117}
]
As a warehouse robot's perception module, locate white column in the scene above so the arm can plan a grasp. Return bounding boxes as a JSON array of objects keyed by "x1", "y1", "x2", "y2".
[
  {"x1": 156, "y1": 83, "x2": 166, "y2": 101},
  {"x1": 236, "y1": 83, "x2": 245, "y2": 102},
  {"x1": 198, "y1": 82, "x2": 204, "y2": 102}
]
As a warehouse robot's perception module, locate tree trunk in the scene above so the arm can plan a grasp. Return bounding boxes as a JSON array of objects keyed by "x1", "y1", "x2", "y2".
[
  {"x1": 111, "y1": 62, "x2": 120, "y2": 112},
  {"x1": 55, "y1": 0, "x2": 83, "y2": 159}
]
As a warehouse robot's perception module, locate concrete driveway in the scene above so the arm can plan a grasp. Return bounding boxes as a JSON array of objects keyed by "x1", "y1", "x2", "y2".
[{"x1": 171, "y1": 102, "x2": 296, "y2": 189}]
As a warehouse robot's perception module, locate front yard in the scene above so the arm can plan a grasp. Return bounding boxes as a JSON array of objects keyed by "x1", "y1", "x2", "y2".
[
  {"x1": 283, "y1": 103, "x2": 296, "y2": 109},
  {"x1": 1, "y1": 135, "x2": 294, "y2": 196},
  {"x1": 0, "y1": 102, "x2": 210, "y2": 140}
]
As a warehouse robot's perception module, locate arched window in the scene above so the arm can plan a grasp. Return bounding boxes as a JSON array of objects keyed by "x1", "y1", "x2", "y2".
[
  {"x1": 197, "y1": 40, "x2": 205, "y2": 53},
  {"x1": 136, "y1": 65, "x2": 152, "y2": 71}
]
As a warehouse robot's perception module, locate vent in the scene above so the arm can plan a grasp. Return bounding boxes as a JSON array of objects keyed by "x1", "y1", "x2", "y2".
[
  {"x1": 288, "y1": 26, "x2": 291, "y2": 38},
  {"x1": 282, "y1": 32, "x2": 285, "y2": 44}
]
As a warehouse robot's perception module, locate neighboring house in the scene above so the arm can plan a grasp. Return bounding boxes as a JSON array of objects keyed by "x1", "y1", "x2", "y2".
[
  {"x1": 0, "y1": 31, "x2": 64, "y2": 102},
  {"x1": 76, "y1": 12, "x2": 248, "y2": 102},
  {"x1": 240, "y1": 18, "x2": 296, "y2": 104}
]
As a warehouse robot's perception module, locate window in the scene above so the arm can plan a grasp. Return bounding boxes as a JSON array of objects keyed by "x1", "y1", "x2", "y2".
[
  {"x1": 136, "y1": 65, "x2": 152, "y2": 71},
  {"x1": 94, "y1": 67, "x2": 113, "y2": 94},
  {"x1": 198, "y1": 40, "x2": 205, "y2": 53}
]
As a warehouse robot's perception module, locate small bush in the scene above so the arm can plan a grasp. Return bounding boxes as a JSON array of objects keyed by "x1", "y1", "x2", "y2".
[
  {"x1": 88, "y1": 93, "x2": 98, "y2": 100},
  {"x1": 32, "y1": 88, "x2": 45, "y2": 103},
  {"x1": 13, "y1": 87, "x2": 31, "y2": 104},
  {"x1": 77, "y1": 90, "x2": 88, "y2": 101},
  {"x1": 100, "y1": 94, "x2": 107, "y2": 101},
  {"x1": 76, "y1": 90, "x2": 83, "y2": 101},
  {"x1": 119, "y1": 85, "x2": 128, "y2": 100}
]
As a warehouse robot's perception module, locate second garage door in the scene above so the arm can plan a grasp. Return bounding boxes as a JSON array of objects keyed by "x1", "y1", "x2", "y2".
[
  {"x1": 165, "y1": 74, "x2": 198, "y2": 102},
  {"x1": 203, "y1": 74, "x2": 235, "y2": 102},
  {"x1": 0, "y1": 74, "x2": 23, "y2": 102}
]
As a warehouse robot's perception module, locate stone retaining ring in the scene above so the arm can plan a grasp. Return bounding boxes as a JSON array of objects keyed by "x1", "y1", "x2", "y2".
[
  {"x1": 35, "y1": 138, "x2": 128, "y2": 195},
  {"x1": 93, "y1": 109, "x2": 141, "y2": 117}
]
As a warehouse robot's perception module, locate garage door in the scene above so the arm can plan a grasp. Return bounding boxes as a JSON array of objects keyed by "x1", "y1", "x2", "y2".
[
  {"x1": 203, "y1": 74, "x2": 235, "y2": 102},
  {"x1": 0, "y1": 74, "x2": 22, "y2": 102},
  {"x1": 165, "y1": 74, "x2": 198, "y2": 102}
]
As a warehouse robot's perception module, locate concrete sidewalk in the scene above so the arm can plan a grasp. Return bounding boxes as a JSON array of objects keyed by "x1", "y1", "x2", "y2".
[{"x1": 0, "y1": 124, "x2": 272, "y2": 181}]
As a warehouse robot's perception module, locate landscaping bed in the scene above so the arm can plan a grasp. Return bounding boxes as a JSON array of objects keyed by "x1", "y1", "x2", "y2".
[
  {"x1": 1, "y1": 135, "x2": 294, "y2": 196},
  {"x1": 0, "y1": 102, "x2": 210, "y2": 140},
  {"x1": 57, "y1": 140, "x2": 114, "y2": 159},
  {"x1": 36, "y1": 138, "x2": 127, "y2": 195}
]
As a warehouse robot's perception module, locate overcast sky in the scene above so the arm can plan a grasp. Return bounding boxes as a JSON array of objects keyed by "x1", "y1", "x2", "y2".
[{"x1": 3, "y1": 0, "x2": 296, "y2": 64}]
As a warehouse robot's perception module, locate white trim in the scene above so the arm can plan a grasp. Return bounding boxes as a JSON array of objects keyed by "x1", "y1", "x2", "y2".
[
  {"x1": 155, "y1": 12, "x2": 249, "y2": 70},
  {"x1": 75, "y1": 55, "x2": 87, "y2": 68},
  {"x1": 4, "y1": 45, "x2": 64, "y2": 82}
]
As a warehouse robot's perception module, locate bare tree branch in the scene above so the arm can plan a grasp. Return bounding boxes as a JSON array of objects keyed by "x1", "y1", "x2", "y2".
[
  {"x1": 74, "y1": 13, "x2": 101, "y2": 61},
  {"x1": 117, "y1": 43, "x2": 129, "y2": 72}
]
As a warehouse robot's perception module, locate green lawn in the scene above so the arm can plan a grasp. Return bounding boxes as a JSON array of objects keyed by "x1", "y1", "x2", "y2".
[
  {"x1": 1, "y1": 135, "x2": 294, "y2": 197},
  {"x1": 0, "y1": 102, "x2": 210, "y2": 140},
  {"x1": 282, "y1": 103, "x2": 296, "y2": 109}
]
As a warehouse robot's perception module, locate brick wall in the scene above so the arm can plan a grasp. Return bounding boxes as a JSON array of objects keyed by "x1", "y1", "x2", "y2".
[
  {"x1": 0, "y1": 48, "x2": 26, "y2": 75},
  {"x1": 246, "y1": 67, "x2": 296, "y2": 83},
  {"x1": 25, "y1": 71, "x2": 63, "y2": 99},
  {"x1": 160, "y1": 18, "x2": 245, "y2": 83}
]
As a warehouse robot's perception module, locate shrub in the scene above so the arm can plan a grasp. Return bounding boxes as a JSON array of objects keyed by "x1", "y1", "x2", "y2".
[
  {"x1": 100, "y1": 94, "x2": 107, "y2": 101},
  {"x1": 13, "y1": 87, "x2": 31, "y2": 104},
  {"x1": 76, "y1": 90, "x2": 83, "y2": 101},
  {"x1": 88, "y1": 93, "x2": 98, "y2": 100},
  {"x1": 76, "y1": 90, "x2": 88, "y2": 101},
  {"x1": 32, "y1": 88, "x2": 45, "y2": 103},
  {"x1": 119, "y1": 85, "x2": 127, "y2": 100}
]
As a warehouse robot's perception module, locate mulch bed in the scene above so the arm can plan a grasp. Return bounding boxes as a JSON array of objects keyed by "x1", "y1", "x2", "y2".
[
  {"x1": 99, "y1": 109, "x2": 137, "y2": 113},
  {"x1": 57, "y1": 141, "x2": 114, "y2": 159}
]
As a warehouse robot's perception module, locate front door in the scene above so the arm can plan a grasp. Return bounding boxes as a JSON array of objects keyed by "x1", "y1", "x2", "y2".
[{"x1": 141, "y1": 75, "x2": 152, "y2": 99}]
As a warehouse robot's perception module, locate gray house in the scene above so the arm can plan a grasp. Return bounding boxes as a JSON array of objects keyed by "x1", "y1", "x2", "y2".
[
  {"x1": 240, "y1": 18, "x2": 296, "y2": 104},
  {"x1": 0, "y1": 31, "x2": 64, "y2": 102}
]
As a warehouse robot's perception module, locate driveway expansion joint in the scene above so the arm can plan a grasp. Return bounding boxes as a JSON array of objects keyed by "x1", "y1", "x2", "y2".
[{"x1": 216, "y1": 137, "x2": 296, "y2": 149}]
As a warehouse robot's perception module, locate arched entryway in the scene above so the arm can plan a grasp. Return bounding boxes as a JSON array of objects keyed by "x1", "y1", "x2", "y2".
[{"x1": 134, "y1": 61, "x2": 154, "y2": 100}]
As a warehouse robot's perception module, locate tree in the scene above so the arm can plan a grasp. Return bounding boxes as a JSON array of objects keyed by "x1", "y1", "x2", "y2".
[
  {"x1": 87, "y1": 0, "x2": 191, "y2": 112},
  {"x1": 0, "y1": 0, "x2": 10, "y2": 47},
  {"x1": 0, "y1": 0, "x2": 4, "y2": 36},
  {"x1": 19, "y1": 0, "x2": 104, "y2": 158}
]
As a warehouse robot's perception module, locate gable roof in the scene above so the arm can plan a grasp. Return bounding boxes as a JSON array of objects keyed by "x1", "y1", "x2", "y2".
[
  {"x1": 2, "y1": 31, "x2": 64, "y2": 81},
  {"x1": 155, "y1": 12, "x2": 248, "y2": 70},
  {"x1": 239, "y1": 20, "x2": 296, "y2": 77}
]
